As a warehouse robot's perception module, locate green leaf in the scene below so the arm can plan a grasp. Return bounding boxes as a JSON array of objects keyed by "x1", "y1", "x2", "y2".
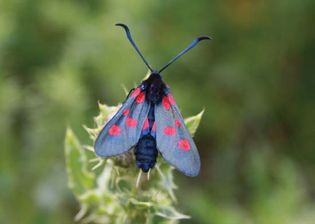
[
  {"x1": 65, "y1": 127, "x2": 95, "y2": 196},
  {"x1": 184, "y1": 109, "x2": 204, "y2": 136}
]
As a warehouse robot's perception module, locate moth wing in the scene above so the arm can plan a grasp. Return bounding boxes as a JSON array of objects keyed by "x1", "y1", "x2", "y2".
[
  {"x1": 155, "y1": 94, "x2": 201, "y2": 176},
  {"x1": 95, "y1": 87, "x2": 150, "y2": 157}
]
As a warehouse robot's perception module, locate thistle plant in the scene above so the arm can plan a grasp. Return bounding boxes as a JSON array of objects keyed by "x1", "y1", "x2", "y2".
[{"x1": 64, "y1": 97, "x2": 204, "y2": 223}]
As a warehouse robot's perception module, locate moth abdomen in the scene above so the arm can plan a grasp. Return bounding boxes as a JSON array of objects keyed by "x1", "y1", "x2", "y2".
[{"x1": 135, "y1": 134, "x2": 158, "y2": 172}]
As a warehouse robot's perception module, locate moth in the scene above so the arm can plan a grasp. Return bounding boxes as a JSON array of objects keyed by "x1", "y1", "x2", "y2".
[{"x1": 95, "y1": 23, "x2": 210, "y2": 177}]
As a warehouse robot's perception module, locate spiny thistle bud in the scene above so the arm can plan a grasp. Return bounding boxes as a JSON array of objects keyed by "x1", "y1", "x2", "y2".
[{"x1": 65, "y1": 100, "x2": 203, "y2": 223}]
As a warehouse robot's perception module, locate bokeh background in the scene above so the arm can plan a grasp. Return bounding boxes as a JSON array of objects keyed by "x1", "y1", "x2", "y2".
[{"x1": 1, "y1": 0, "x2": 314, "y2": 223}]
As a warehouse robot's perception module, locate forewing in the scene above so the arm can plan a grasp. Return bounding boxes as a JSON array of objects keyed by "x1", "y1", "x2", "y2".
[
  {"x1": 95, "y1": 87, "x2": 150, "y2": 157},
  {"x1": 155, "y1": 94, "x2": 201, "y2": 176}
]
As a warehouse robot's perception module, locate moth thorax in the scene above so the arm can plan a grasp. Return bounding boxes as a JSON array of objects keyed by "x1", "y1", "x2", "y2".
[
  {"x1": 147, "y1": 84, "x2": 164, "y2": 104},
  {"x1": 146, "y1": 73, "x2": 165, "y2": 104}
]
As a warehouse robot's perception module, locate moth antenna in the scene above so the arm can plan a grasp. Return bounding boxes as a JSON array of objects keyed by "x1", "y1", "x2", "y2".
[
  {"x1": 147, "y1": 169, "x2": 151, "y2": 181},
  {"x1": 158, "y1": 36, "x2": 211, "y2": 73},
  {"x1": 136, "y1": 169, "x2": 142, "y2": 188},
  {"x1": 116, "y1": 23, "x2": 154, "y2": 72}
]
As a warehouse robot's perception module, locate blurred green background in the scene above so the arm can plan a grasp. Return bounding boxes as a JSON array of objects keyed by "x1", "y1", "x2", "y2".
[{"x1": 1, "y1": 0, "x2": 314, "y2": 223}]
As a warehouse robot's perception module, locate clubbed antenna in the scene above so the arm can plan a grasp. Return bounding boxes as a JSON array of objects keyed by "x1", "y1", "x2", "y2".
[
  {"x1": 116, "y1": 23, "x2": 154, "y2": 72},
  {"x1": 158, "y1": 36, "x2": 211, "y2": 73}
]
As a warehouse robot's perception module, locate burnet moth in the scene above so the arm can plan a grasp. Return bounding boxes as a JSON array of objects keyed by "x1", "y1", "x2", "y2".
[{"x1": 95, "y1": 23, "x2": 210, "y2": 177}]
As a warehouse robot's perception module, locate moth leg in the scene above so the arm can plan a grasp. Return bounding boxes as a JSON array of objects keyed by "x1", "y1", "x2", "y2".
[
  {"x1": 126, "y1": 88, "x2": 135, "y2": 98},
  {"x1": 147, "y1": 169, "x2": 151, "y2": 181},
  {"x1": 136, "y1": 169, "x2": 143, "y2": 188}
]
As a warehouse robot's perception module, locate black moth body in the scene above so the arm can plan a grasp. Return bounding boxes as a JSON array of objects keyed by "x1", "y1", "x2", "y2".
[
  {"x1": 94, "y1": 23, "x2": 210, "y2": 176},
  {"x1": 135, "y1": 73, "x2": 166, "y2": 172}
]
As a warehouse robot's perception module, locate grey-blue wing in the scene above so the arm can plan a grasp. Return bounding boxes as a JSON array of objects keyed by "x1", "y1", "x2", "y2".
[
  {"x1": 95, "y1": 87, "x2": 150, "y2": 157},
  {"x1": 155, "y1": 94, "x2": 201, "y2": 176}
]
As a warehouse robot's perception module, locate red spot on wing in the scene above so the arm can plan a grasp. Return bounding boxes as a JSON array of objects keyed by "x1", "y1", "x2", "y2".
[
  {"x1": 168, "y1": 94, "x2": 176, "y2": 105},
  {"x1": 136, "y1": 92, "x2": 145, "y2": 104},
  {"x1": 108, "y1": 125, "x2": 121, "y2": 136},
  {"x1": 126, "y1": 117, "x2": 137, "y2": 127},
  {"x1": 175, "y1": 119, "x2": 181, "y2": 127},
  {"x1": 123, "y1": 109, "x2": 130, "y2": 116},
  {"x1": 142, "y1": 117, "x2": 149, "y2": 130},
  {"x1": 178, "y1": 139, "x2": 190, "y2": 151},
  {"x1": 164, "y1": 126, "x2": 176, "y2": 136},
  {"x1": 131, "y1": 88, "x2": 141, "y2": 97},
  {"x1": 152, "y1": 121, "x2": 156, "y2": 131},
  {"x1": 162, "y1": 96, "x2": 170, "y2": 110}
]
